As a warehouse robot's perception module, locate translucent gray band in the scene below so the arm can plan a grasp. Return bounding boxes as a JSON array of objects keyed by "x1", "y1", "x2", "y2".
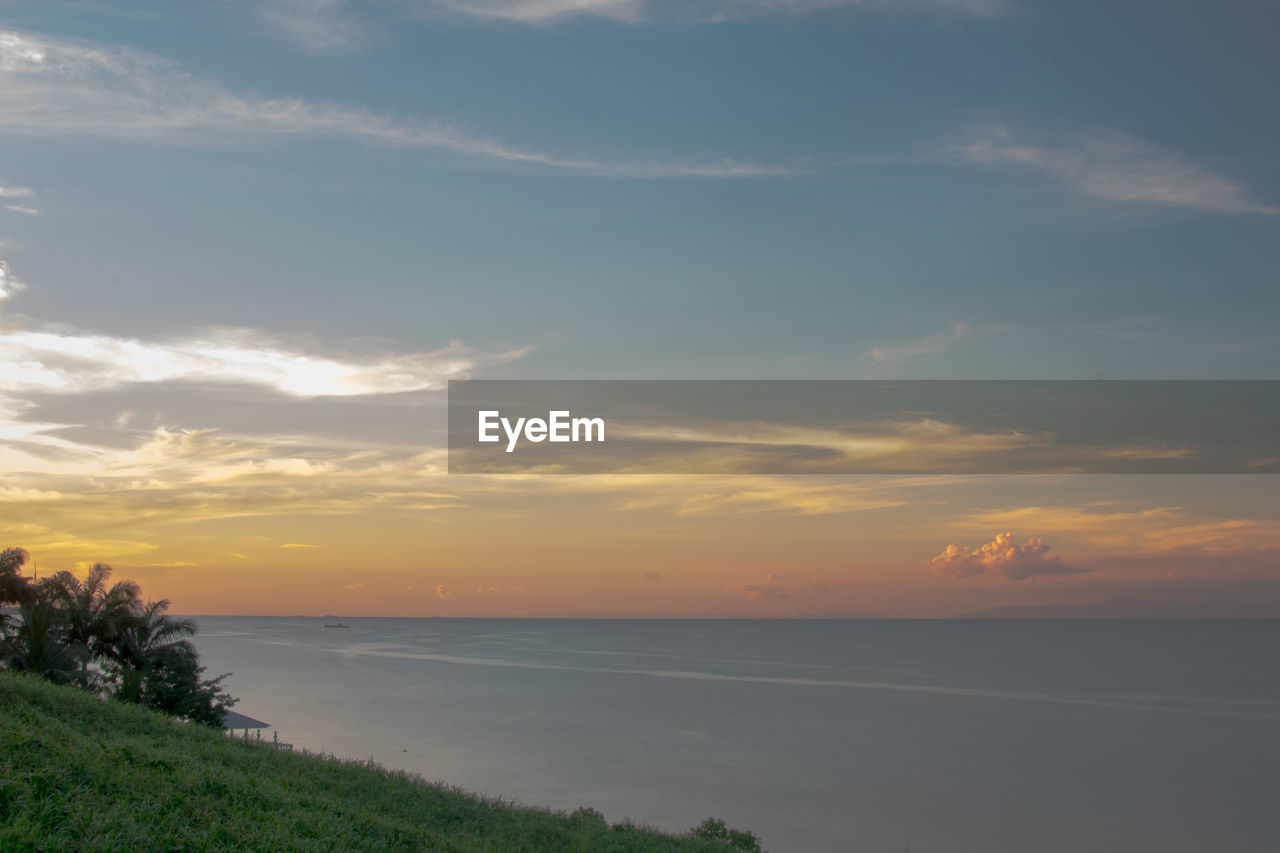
[{"x1": 448, "y1": 380, "x2": 1280, "y2": 474}]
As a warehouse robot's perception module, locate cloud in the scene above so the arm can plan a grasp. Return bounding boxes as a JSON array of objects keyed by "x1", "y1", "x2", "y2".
[
  {"x1": 425, "y1": 0, "x2": 1007, "y2": 24},
  {"x1": 955, "y1": 127, "x2": 1279, "y2": 216},
  {"x1": 962, "y1": 504, "x2": 1280, "y2": 556},
  {"x1": 0, "y1": 522, "x2": 157, "y2": 561},
  {"x1": 0, "y1": 324, "x2": 524, "y2": 397},
  {"x1": 0, "y1": 421, "x2": 465, "y2": 545},
  {"x1": 861, "y1": 322, "x2": 998, "y2": 365},
  {"x1": 930, "y1": 531, "x2": 1086, "y2": 581},
  {"x1": 0, "y1": 259, "x2": 25, "y2": 302},
  {"x1": 435, "y1": 584, "x2": 454, "y2": 597},
  {"x1": 609, "y1": 418, "x2": 1044, "y2": 477},
  {"x1": 245, "y1": 0, "x2": 1006, "y2": 36},
  {"x1": 281, "y1": 542, "x2": 319, "y2": 548},
  {"x1": 618, "y1": 475, "x2": 909, "y2": 515},
  {"x1": 0, "y1": 262, "x2": 524, "y2": 397},
  {"x1": 433, "y1": 0, "x2": 644, "y2": 22},
  {"x1": 250, "y1": 0, "x2": 376, "y2": 53},
  {"x1": 0, "y1": 182, "x2": 38, "y2": 215},
  {"x1": 345, "y1": 582, "x2": 364, "y2": 589},
  {"x1": 0, "y1": 29, "x2": 783, "y2": 178},
  {"x1": 727, "y1": 573, "x2": 825, "y2": 600},
  {"x1": 726, "y1": 572, "x2": 789, "y2": 599}
]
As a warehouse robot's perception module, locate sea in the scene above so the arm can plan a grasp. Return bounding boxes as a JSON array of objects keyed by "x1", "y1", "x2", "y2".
[{"x1": 191, "y1": 618, "x2": 1279, "y2": 853}]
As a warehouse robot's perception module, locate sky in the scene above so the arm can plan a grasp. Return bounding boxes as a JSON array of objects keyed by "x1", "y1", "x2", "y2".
[{"x1": 0, "y1": 0, "x2": 1278, "y2": 616}]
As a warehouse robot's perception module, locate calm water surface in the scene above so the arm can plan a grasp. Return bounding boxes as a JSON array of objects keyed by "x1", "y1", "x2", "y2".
[{"x1": 191, "y1": 618, "x2": 1279, "y2": 852}]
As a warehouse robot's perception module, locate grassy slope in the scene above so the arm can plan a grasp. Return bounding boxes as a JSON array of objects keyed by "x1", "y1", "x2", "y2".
[{"x1": 0, "y1": 673, "x2": 757, "y2": 852}]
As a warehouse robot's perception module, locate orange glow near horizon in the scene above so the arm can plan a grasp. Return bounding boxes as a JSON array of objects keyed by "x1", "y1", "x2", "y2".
[{"x1": 8, "y1": 468, "x2": 1279, "y2": 619}]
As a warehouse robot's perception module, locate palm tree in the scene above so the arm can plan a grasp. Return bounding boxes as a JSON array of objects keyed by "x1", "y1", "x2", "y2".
[
  {"x1": 0, "y1": 547, "x2": 236, "y2": 724},
  {"x1": 41, "y1": 563, "x2": 141, "y2": 679},
  {"x1": 103, "y1": 598, "x2": 233, "y2": 726},
  {"x1": 0, "y1": 547, "x2": 35, "y2": 609},
  {"x1": 1, "y1": 599, "x2": 88, "y2": 684},
  {"x1": 103, "y1": 599, "x2": 197, "y2": 704}
]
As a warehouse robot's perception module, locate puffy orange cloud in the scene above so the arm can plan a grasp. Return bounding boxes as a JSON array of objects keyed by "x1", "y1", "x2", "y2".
[{"x1": 930, "y1": 532, "x2": 1086, "y2": 581}]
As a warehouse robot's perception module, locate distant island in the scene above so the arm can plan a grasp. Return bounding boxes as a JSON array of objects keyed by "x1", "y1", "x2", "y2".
[{"x1": 957, "y1": 596, "x2": 1280, "y2": 619}]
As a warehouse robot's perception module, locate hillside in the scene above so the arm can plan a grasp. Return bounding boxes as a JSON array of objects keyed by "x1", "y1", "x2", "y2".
[{"x1": 0, "y1": 673, "x2": 760, "y2": 852}]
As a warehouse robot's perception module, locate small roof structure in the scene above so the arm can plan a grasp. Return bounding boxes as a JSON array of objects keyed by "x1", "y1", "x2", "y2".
[{"x1": 221, "y1": 710, "x2": 270, "y2": 730}]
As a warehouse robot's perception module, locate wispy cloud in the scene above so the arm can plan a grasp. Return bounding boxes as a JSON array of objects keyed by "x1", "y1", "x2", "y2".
[
  {"x1": 421, "y1": 0, "x2": 1007, "y2": 25},
  {"x1": 0, "y1": 259, "x2": 522, "y2": 397},
  {"x1": 246, "y1": 0, "x2": 1007, "y2": 38},
  {"x1": 861, "y1": 322, "x2": 998, "y2": 365},
  {"x1": 619, "y1": 475, "x2": 909, "y2": 515},
  {"x1": 606, "y1": 417, "x2": 1042, "y2": 475},
  {"x1": 0, "y1": 183, "x2": 38, "y2": 216},
  {"x1": 962, "y1": 504, "x2": 1280, "y2": 556},
  {"x1": 0, "y1": 415, "x2": 465, "y2": 539},
  {"x1": 250, "y1": 0, "x2": 376, "y2": 53},
  {"x1": 955, "y1": 127, "x2": 1279, "y2": 216},
  {"x1": 1, "y1": 522, "x2": 157, "y2": 561},
  {"x1": 0, "y1": 29, "x2": 785, "y2": 178},
  {"x1": 0, "y1": 257, "x2": 519, "y2": 397},
  {"x1": 725, "y1": 572, "x2": 789, "y2": 600},
  {"x1": 723, "y1": 571, "x2": 829, "y2": 601},
  {"x1": 433, "y1": 0, "x2": 643, "y2": 23},
  {"x1": 0, "y1": 325, "x2": 525, "y2": 397}
]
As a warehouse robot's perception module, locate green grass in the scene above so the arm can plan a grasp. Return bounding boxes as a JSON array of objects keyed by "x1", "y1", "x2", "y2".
[{"x1": 0, "y1": 672, "x2": 762, "y2": 852}]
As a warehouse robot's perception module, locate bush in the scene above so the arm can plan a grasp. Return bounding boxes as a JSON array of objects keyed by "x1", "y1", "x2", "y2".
[{"x1": 692, "y1": 817, "x2": 764, "y2": 853}]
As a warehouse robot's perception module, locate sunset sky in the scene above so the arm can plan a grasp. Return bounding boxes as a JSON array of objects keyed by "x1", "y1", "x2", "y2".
[{"x1": 1, "y1": 0, "x2": 1277, "y2": 616}]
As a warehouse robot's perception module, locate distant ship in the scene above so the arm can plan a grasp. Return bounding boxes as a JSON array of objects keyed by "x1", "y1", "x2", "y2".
[{"x1": 323, "y1": 623, "x2": 350, "y2": 628}]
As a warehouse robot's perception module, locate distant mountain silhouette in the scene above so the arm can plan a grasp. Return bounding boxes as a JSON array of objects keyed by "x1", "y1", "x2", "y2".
[{"x1": 957, "y1": 596, "x2": 1280, "y2": 619}]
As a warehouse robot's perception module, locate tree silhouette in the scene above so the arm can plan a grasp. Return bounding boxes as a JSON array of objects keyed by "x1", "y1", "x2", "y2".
[
  {"x1": 1, "y1": 600, "x2": 88, "y2": 685},
  {"x1": 105, "y1": 599, "x2": 195, "y2": 700},
  {"x1": 0, "y1": 548, "x2": 35, "y2": 625},
  {"x1": 42, "y1": 564, "x2": 141, "y2": 680},
  {"x1": 101, "y1": 598, "x2": 235, "y2": 725},
  {"x1": 1, "y1": 552, "x2": 236, "y2": 725}
]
